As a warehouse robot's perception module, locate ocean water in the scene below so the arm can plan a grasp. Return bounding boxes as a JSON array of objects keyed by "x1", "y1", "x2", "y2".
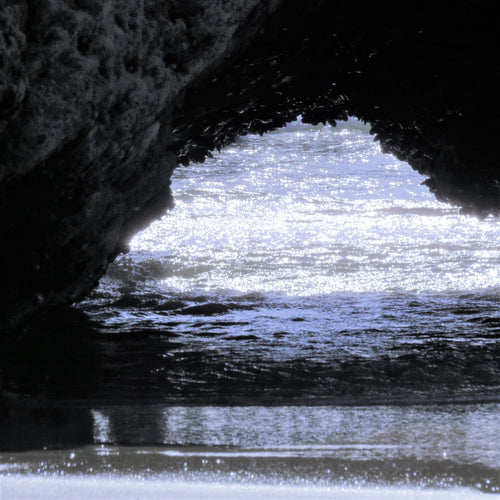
[
  {"x1": 1, "y1": 118, "x2": 499, "y2": 495},
  {"x1": 78, "y1": 117, "x2": 500, "y2": 406}
]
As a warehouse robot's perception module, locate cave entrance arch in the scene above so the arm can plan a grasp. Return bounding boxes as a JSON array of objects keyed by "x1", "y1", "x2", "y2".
[
  {"x1": 91, "y1": 116, "x2": 499, "y2": 319},
  {"x1": 122, "y1": 117, "x2": 495, "y2": 299}
]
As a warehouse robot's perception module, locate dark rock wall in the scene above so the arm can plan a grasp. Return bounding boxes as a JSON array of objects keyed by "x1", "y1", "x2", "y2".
[
  {"x1": 1, "y1": 1, "x2": 499, "y2": 330},
  {"x1": 174, "y1": 2, "x2": 500, "y2": 214},
  {"x1": 0, "y1": 0, "x2": 283, "y2": 330}
]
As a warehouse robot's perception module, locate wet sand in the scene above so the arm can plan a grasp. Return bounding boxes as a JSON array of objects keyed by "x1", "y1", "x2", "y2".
[{"x1": 1, "y1": 476, "x2": 492, "y2": 500}]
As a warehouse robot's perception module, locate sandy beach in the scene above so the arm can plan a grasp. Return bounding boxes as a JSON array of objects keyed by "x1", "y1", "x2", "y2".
[{"x1": 1, "y1": 475, "x2": 494, "y2": 500}]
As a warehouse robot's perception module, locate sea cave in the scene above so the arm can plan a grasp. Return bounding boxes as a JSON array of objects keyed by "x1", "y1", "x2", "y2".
[{"x1": 1, "y1": 2, "x2": 500, "y2": 496}]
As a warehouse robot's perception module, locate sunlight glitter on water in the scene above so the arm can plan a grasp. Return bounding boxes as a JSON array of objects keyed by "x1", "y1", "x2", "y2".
[{"x1": 130, "y1": 118, "x2": 500, "y2": 297}]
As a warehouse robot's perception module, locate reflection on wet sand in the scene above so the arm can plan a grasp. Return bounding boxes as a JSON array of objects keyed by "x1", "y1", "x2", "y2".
[
  {"x1": 1, "y1": 404, "x2": 499, "y2": 493},
  {"x1": 1, "y1": 310, "x2": 499, "y2": 494}
]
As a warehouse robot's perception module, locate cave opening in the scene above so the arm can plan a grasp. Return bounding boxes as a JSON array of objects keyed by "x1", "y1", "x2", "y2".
[{"x1": 97, "y1": 116, "x2": 498, "y2": 305}]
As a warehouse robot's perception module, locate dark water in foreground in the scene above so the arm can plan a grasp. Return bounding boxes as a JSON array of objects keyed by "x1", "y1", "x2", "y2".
[{"x1": 1, "y1": 119, "x2": 499, "y2": 494}]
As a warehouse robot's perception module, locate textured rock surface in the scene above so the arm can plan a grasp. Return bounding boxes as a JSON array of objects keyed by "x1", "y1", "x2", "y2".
[
  {"x1": 1, "y1": 1, "x2": 500, "y2": 331},
  {"x1": 0, "y1": 0, "x2": 283, "y2": 330}
]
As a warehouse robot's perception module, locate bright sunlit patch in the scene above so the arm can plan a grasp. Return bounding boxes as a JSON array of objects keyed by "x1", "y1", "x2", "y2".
[
  {"x1": 130, "y1": 118, "x2": 500, "y2": 297},
  {"x1": 91, "y1": 410, "x2": 112, "y2": 444}
]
